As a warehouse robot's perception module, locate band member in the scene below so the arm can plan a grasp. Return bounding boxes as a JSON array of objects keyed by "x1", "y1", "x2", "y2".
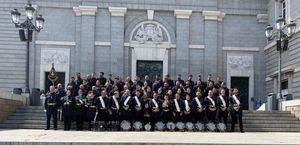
[
  {"x1": 205, "y1": 90, "x2": 217, "y2": 123},
  {"x1": 161, "y1": 94, "x2": 172, "y2": 124},
  {"x1": 96, "y1": 90, "x2": 109, "y2": 130},
  {"x1": 216, "y1": 88, "x2": 228, "y2": 127},
  {"x1": 74, "y1": 89, "x2": 86, "y2": 130},
  {"x1": 86, "y1": 91, "x2": 97, "y2": 131},
  {"x1": 229, "y1": 88, "x2": 244, "y2": 133},
  {"x1": 172, "y1": 93, "x2": 183, "y2": 122},
  {"x1": 108, "y1": 91, "x2": 121, "y2": 123},
  {"x1": 149, "y1": 93, "x2": 162, "y2": 126},
  {"x1": 120, "y1": 89, "x2": 133, "y2": 121},
  {"x1": 44, "y1": 86, "x2": 60, "y2": 130},
  {"x1": 142, "y1": 94, "x2": 151, "y2": 125},
  {"x1": 182, "y1": 94, "x2": 192, "y2": 123},
  {"x1": 192, "y1": 91, "x2": 206, "y2": 123},
  {"x1": 132, "y1": 90, "x2": 143, "y2": 122},
  {"x1": 61, "y1": 89, "x2": 75, "y2": 130}
]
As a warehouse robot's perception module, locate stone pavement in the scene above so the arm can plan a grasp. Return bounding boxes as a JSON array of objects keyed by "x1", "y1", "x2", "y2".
[{"x1": 1, "y1": 129, "x2": 300, "y2": 145}]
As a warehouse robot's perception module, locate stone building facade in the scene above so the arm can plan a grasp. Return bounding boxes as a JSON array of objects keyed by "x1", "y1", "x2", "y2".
[{"x1": 2, "y1": 0, "x2": 293, "y2": 110}]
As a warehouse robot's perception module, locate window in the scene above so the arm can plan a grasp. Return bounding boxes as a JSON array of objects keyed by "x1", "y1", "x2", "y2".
[
  {"x1": 277, "y1": 0, "x2": 290, "y2": 23},
  {"x1": 282, "y1": 0, "x2": 286, "y2": 22}
]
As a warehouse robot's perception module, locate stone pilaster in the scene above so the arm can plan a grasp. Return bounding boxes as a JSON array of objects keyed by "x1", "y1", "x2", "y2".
[
  {"x1": 109, "y1": 7, "x2": 127, "y2": 77},
  {"x1": 174, "y1": 10, "x2": 192, "y2": 76},
  {"x1": 73, "y1": 6, "x2": 97, "y2": 75}
]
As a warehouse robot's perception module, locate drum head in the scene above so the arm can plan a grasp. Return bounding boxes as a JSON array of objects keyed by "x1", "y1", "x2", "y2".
[
  {"x1": 166, "y1": 122, "x2": 175, "y2": 131},
  {"x1": 155, "y1": 121, "x2": 165, "y2": 131},
  {"x1": 144, "y1": 123, "x2": 152, "y2": 131},
  {"x1": 195, "y1": 122, "x2": 204, "y2": 131},
  {"x1": 217, "y1": 123, "x2": 226, "y2": 132},
  {"x1": 120, "y1": 120, "x2": 131, "y2": 131},
  {"x1": 133, "y1": 121, "x2": 143, "y2": 131},
  {"x1": 185, "y1": 122, "x2": 194, "y2": 131},
  {"x1": 176, "y1": 122, "x2": 185, "y2": 131},
  {"x1": 206, "y1": 122, "x2": 216, "y2": 132}
]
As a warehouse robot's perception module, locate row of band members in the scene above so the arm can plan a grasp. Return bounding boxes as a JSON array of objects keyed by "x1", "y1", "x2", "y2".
[{"x1": 45, "y1": 85, "x2": 244, "y2": 132}]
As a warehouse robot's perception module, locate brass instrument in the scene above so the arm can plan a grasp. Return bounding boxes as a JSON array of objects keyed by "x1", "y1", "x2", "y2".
[
  {"x1": 220, "y1": 105, "x2": 227, "y2": 111},
  {"x1": 123, "y1": 104, "x2": 130, "y2": 111},
  {"x1": 162, "y1": 100, "x2": 170, "y2": 112},
  {"x1": 233, "y1": 104, "x2": 240, "y2": 111},
  {"x1": 209, "y1": 105, "x2": 216, "y2": 111}
]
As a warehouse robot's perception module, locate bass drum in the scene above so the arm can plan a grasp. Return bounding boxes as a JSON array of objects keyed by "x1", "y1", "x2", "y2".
[
  {"x1": 166, "y1": 122, "x2": 175, "y2": 131},
  {"x1": 206, "y1": 122, "x2": 216, "y2": 132},
  {"x1": 195, "y1": 122, "x2": 204, "y2": 131},
  {"x1": 133, "y1": 121, "x2": 143, "y2": 131},
  {"x1": 217, "y1": 122, "x2": 226, "y2": 132},
  {"x1": 120, "y1": 120, "x2": 131, "y2": 131},
  {"x1": 176, "y1": 122, "x2": 185, "y2": 131},
  {"x1": 185, "y1": 122, "x2": 194, "y2": 131},
  {"x1": 155, "y1": 121, "x2": 165, "y2": 131}
]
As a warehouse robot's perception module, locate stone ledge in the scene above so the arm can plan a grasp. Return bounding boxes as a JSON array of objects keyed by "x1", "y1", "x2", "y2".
[
  {"x1": 73, "y1": 6, "x2": 98, "y2": 16},
  {"x1": 174, "y1": 10, "x2": 192, "y2": 19},
  {"x1": 202, "y1": 10, "x2": 225, "y2": 21},
  {"x1": 109, "y1": 7, "x2": 127, "y2": 17}
]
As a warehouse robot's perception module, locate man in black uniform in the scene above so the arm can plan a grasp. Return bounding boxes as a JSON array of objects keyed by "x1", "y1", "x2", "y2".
[
  {"x1": 61, "y1": 89, "x2": 75, "y2": 130},
  {"x1": 149, "y1": 93, "x2": 162, "y2": 129},
  {"x1": 192, "y1": 91, "x2": 206, "y2": 123},
  {"x1": 98, "y1": 72, "x2": 107, "y2": 88},
  {"x1": 96, "y1": 90, "x2": 109, "y2": 130},
  {"x1": 74, "y1": 89, "x2": 86, "y2": 130},
  {"x1": 86, "y1": 91, "x2": 97, "y2": 131},
  {"x1": 44, "y1": 86, "x2": 60, "y2": 130},
  {"x1": 205, "y1": 90, "x2": 217, "y2": 123},
  {"x1": 108, "y1": 91, "x2": 121, "y2": 130},
  {"x1": 120, "y1": 89, "x2": 133, "y2": 122},
  {"x1": 132, "y1": 90, "x2": 143, "y2": 122},
  {"x1": 172, "y1": 93, "x2": 184, "y2": 122},
  {"x1": 229, "y1": 88, "x2": 244, "y2": 133},
  {"x1": 216, "y1": 88, "x2": 228, "y2": 127}
]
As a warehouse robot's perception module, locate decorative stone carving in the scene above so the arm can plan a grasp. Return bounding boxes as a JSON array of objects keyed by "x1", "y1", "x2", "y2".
[
  {"x1": 134, "y1": 24, "x2": 164, "y2": 44},
  {"x1": 228, "y1": 55, "x2": 253, "y2": 70},
  {"x1": 41, "y1": 48, "x2": 70, "y2": 65}
]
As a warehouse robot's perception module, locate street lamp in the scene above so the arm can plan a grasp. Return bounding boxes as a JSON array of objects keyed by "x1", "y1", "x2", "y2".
[
  {"x1": 264, "y1": 16, "x2": 297, "y2": 99},
  {"x1": 11, "y1": 3, "x2": 45, "y2": 93}
]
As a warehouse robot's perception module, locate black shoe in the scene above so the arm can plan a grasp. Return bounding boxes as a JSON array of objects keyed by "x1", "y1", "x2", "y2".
[
  {"x1": 44, "y1": 128, "x2": 50, "y2": 130},
  {"x1": 54, "y1": 128, "x2": 57, "y2": 130},
  {"x1": 241, "y1": 130, "x2": 245, "y2": 133}
]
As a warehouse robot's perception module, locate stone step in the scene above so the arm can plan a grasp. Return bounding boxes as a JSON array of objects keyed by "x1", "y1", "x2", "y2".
[
  {"x1": 243, "y1": 113, "x2": 295, "y2": 117},
  {"x1": 15, "y1": 109, "x2": 45, "y2": 113},
  {"x1": 242, "y1": 116, "x2": 299, "y2": 121},
  {"x1": 242, "y1": 123, "x2": 300, "y2": 128},
  {"x1": 8, "y1": 115, "x2": 46, "y2": 120},
  {"x1": 12, "y1": 112, "x2": 47, "y2": 117},
  {"x1": 19, "y1": 106, "x2": 44, "y2": 109},
  {"x1": 243, "y1": 111, "x2": 291, "y2": 114},
  {"x1": 243, "y1": 120, "x2": 300, "y2": 124},
  {"x1": 243, "y1": 127, "x2": 300, "y2": 132}
]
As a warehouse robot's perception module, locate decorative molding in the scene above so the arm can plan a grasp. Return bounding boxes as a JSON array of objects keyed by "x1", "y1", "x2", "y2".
[
  {"x1": 134, "y1": 23, "x2": 164, "y2": 44},
  {"x1": 125, "y1": 42, "x2": 175, "y2": 49},
  {"x1": 202, "y1": 10, "x2": 225, "y2": 21},
  {"x1": 268, "y1": 65, "x2": 295, "y2": 78},
  {"x1": 73, "y1": 6, "x2": 97, "y2": 16},
  {"x1": 35, "y1": 40, "x2": 76, "y2": 46},
  {"x1": 265, "y1": 77, "x2": 273, "y2": 82},
  {"x1": 147, "y1": 10, "x2": 154, "y2": 20},
  {"x1": 223, "y1": 47, "x2": 260, "y2": 52},
  {"x1": 189, "y1": 44, "x2": 205, "y2": 49},
  {"x1": 295, "y1": 67, "x2": 300, "y2": 73},
  {"x1": 174, "y1": 10, "x2": 192, "y2": 19},
  {"x1": 41, "y1": 48, "x2": 70, "y2": 65},
  {"x1": 257, "y1": 14, "x2": 268, "y2": 23},
  {"x1": 109, "y1": 7, "x2": 127, "y2": 16},
  {"x1": 95, "y1": 41, "x2": 111, "y2": 46},
  {"x1": 263, "y1": 41, "x2": 276, "y2": 51},
  {"x1": 228, "y1": 55, "x2": 253, "y2": 70}
]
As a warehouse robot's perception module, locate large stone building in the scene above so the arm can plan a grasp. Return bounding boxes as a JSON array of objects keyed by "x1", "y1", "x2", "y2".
[{"x1": 0, "y1": 0, "x2": 299, "y2": 110}]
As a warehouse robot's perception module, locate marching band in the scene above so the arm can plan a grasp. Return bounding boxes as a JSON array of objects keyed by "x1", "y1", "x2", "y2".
[{"x1": 44, "y1": 73, "x2": 244, "y2": 132}]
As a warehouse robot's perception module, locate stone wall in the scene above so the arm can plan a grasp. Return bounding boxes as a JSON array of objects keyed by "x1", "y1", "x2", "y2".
[{"x1": 0, "y1": 92, "x2": 26, "y2": 123}]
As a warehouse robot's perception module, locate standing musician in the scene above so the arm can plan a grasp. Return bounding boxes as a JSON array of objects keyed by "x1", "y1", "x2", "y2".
[
  {"x1": 44, "y1": 86, "x2": 60, "y2": 130},
  {"x1": 161, "y1": 94, "x2": 172, "y2": 124},
  {"x1": 229, "y1": 88, "x2": 244, "y2": 133},
  {"x1": 120, "y1": 89, "x2": 133, "y2": 122},
  {"x1": 96, "y1": 90, "x2": 109, "y2": 130},
  {"x1": 182, "y1": 94, "x2": 192, "y2": 123},
  {"x1": 205, "y1": 90, "x2": 217, "y2": 123},
  {"x1": 192, "y1": 91, "x2": 206, "y2": 123},
  {"x1": 108, "y1": 91, "x2": 121, "y2": 130},
  {"x1": 132, "y1": 90, "x2": 143, "y2": 122},
  {"x1": 149, "y1": 93, "x2": 162, "y2": 129},
  {"x1": 61, "y1": 89, "x2": 75, "y2": 130},
  {"x1": 172, "y1": 93, "x2": 183, "y2": 122},
  {"x1": 216, "y1": 88, "x2": 228, "y2": 127},
  {"x1": 74, "y1": 89, "x2": 86, "y2": 130},
  {"x1": 86, "y1": 91, "x2": 97, "y2": 131}
]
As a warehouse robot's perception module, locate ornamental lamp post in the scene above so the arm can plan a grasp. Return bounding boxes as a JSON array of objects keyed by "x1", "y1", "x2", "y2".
[
  {"x1": 264, "y1": 16, "x2": 297, "y2": 100},
  {"x1": 11, "y1": 3, "x2": 45, "y2": 93}
]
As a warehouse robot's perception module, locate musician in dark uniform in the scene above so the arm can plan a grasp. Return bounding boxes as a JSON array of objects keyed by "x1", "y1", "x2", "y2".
[
  {"x1": 132, "y1": 90, "x2": 143, "y2": 122},
  {"x1": 44, "y1": 86, "x2": 60, "y2": 130},
  {"x1": 216, "y1": 88, "x2": 228, "y2": 127},
  {"x1": 182, "y1": 94, "x2": 193, "y2": 123},
  {"x1": 86, "y1": 91, "x2": 97, "y2": 131},
  {"x1": 172, "y1": 93, "x2": 184, "y2": 122},
  {"x1": 205, "y1": 90, "x2": 217, "y2": 123},
  {"x1": 142, "y1": 93, "x2": 151, "y2": 125},
  {"x1": 108, "y1": 91, "x2": 121, "y2": 130},
  {"x1": 161, "y1": 94, "x2": 172, "y2": 124},
  {"x1": 192, "y1": 91, "x2": 206, "y2": 123},
  {"x1": 96, "y1": 90, "x2": 109, "y2": 130},
  {"x1": 74, "y1": 89, "x2": 86, "y2": 130},
  {"x1": 61, "y1": 89, "x2": 75, "y2": 130},
  {"x1": 149, "y1": 93, "x2": 162, "y2": 127},
  {"x1": 229, "y1": 88, "x2": 244, "y2": 133},
  {"x1": 120, "y1": 89, "x2": 133, "y2": 121}
]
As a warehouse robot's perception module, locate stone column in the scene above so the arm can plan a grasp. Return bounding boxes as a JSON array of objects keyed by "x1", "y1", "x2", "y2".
[
  {"x1": 73, "y1": 6, "x2": 97, "y2": 75},
  {"x1": 109, "y1": 7, "x2": 127, "y2": 77},
  {"x1": 202, "y1": 10, "x2": 225, "y2": 78},
  {"x1": 174, "y1": 10, "x2": 192, "y2": 77}
]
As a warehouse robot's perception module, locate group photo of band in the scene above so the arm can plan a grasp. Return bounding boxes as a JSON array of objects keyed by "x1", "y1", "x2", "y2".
[{"x1": 43, "y1": 72, "x2": 244, "y2": 133}]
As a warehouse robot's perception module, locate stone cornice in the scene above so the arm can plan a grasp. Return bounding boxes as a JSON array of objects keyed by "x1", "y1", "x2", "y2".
[
  {"x1": 109, "y1": 7, "x2": 127, "y2": 16},
  {"x1": 73, "y1": 6, "x2": 97, "y2": 16},
  {"x1": 174, "y1": 10, "x2": 192, "y2": 19},
  {"x1": 257, "y1": 14, "x2": 268, "y2": 23},
  {"x1": 223, "y1": 47, "x2": 260, "y2": 52},
  {"x1": 35, "y1": 40, "x2": 76, "y2": 46},
  {"x1": 202, "y1": 10, "x2": 225, "y2": 21}
]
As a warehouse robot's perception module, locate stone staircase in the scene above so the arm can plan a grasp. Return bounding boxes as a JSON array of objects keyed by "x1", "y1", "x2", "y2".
[{"x1": 1, "y1": 106, "x2": 300, "y2": 132}]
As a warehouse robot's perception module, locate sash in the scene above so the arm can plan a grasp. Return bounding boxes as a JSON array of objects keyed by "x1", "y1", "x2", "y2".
[
  {"x1": 124, "y1": 96, "x2": 131, "y2": 106},
  {"x1": 195, "y1": 97, "x2": 202, "y2": 108},
  {"x1": 174, "y1": 99, "x2": 181, "y2": 112},
  {"x1": 219, "y1": 95, "x2": 226, "y2": 107},
  {"x1": 152, "y1": 99, "x2": 158, "y2": 108},
  {"x1": 207, "y1": 96, "x2": 215, "y2": 107},
  {"x1": 112, "y1": 95, "x2": 119, "y2": 110},
  {"x1": 135, "y1": 96, "x2": 141, "y2": 107},
  {"x1": 184, "y1": 100, "x2": 190, "y2": 111},
  {"x1": 99, "y1": 96, "x2": 106, "y2": 109},
  {"x1": 232, "y1": 95, "x2": 240, "y2": 106}
]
